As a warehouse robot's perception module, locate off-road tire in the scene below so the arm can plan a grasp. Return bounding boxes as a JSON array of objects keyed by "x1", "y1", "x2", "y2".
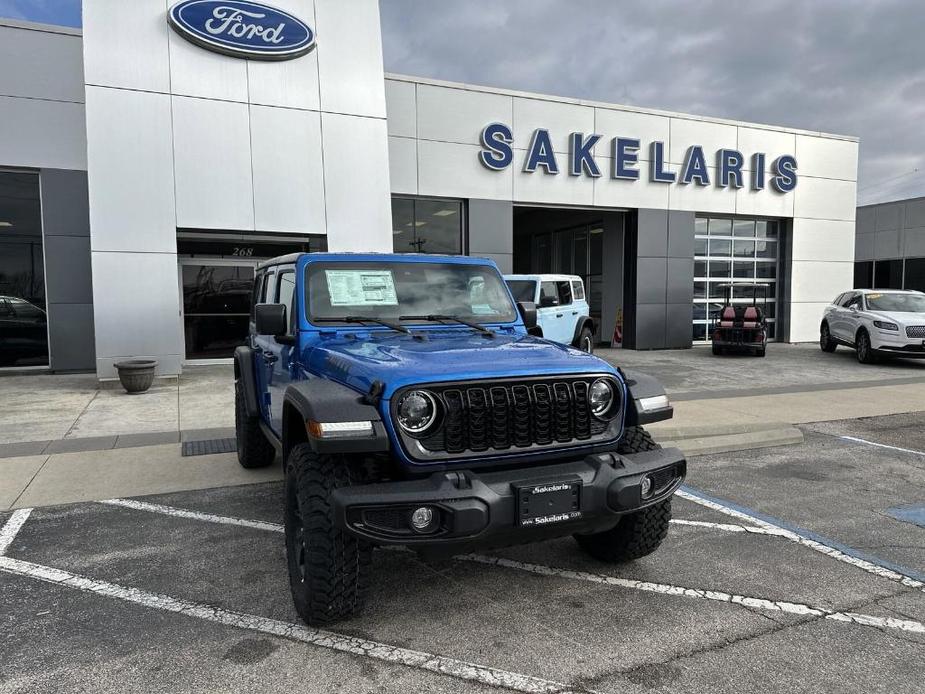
[
  {"x1": 819, "y1": 323, "x2": 837, "y2": 353},
  {"x1": 235, "y1": 380, "x2": 275, "y2": 469},
  {"x1": 756, "y1": 346, "x2": 767, "y2": 357},
  {"x1": 574, "y1": 426, "x2": 672, "y2": 562},
  {"x1": 856, "y1": 328, "x2": 877, "y2": 364},
  {"x1": 617, "y1": 425, "x2": 660, "y2": 455},
  {"x1": 577, "y1": 327, "x2": 594, "y2": 353},
  {"x1": 285, "y1": 444, "x2": 372, "y2": 625},
  {"x1": 712, "y1": 343, "x2": 723, "y2": 356}
]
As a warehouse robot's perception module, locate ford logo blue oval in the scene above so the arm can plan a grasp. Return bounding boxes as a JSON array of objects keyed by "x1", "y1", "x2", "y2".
[{"x1": 168, "y1": 0, "x2": 315, "y2": 61}]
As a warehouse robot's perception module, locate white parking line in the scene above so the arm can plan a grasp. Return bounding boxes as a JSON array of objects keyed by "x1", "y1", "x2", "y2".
[
  {"x1": 101, "y1": 498, "x2": 925, "y2": 636},
  {"x1": 0, "y1": 555, "x2": 592, "y2": 694},
  {"x1": 669, "y1": 519, "x2": 791, "y2": 537},
  {"x1": 840, "y1": 435, "x2": 925, "y2": 457},
  {"x1": 100, "y1": 498, "x2": 284, "y2": 533},
  {"x1": 459, "y1": 554, "x2": 925, "y2": 635},
  {"x1": 0, "y1": 508, "x2": 32, "y2": 556},
  {"x1": 675, "y1": 489, "x2": 925, "y2": 592}
]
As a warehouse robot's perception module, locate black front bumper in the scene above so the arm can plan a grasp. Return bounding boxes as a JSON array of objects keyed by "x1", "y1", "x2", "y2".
[{"x1": 331, "y1": 448, "x2": 686, "y2": 549}]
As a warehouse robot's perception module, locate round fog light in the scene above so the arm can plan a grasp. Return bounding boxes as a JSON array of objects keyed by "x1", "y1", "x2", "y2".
[
  {"x1": 410, "y1": 506, "x2": 435, "y2": 531},
  {"x1": 640, "y1": 476, "x2": 653, "y2": 499}
]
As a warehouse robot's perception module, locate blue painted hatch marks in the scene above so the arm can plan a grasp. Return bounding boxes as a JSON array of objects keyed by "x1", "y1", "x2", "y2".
[
  {"x1": 168, "y1": 0, "x2": 315, "y2": 61},
  {"x1": 887, "y1": 505, "x2": 925, "y2": 530}
]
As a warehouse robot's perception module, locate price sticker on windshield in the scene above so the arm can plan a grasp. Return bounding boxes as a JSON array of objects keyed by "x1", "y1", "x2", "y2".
[{"x1": 325, "y1": 270, "x2": 399, "y2": 307}]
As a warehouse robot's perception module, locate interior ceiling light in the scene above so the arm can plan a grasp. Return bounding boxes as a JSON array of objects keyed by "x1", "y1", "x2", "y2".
[
  {"x1": 414, "y1": 221, "x2": 427, "y2": 227},
  {"x1": 0, "y1": 222, "x2": 12, "y2": 227},
  {"x1": 432, "y1": 209, "x2": 457, "y2": 217}
]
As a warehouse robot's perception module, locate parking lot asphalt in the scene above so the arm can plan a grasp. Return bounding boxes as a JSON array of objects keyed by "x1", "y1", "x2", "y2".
[
  {"x1": 2, "y1": 411, "x2": 924, "y2": 693},
  {"x1": 598, "y1": 343, "x2": 925, "y2": 399}
]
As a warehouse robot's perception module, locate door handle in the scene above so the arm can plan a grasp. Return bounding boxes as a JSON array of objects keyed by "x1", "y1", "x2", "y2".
[
  {"x1": 571, "y1": 311, "x2": 578, "y2": 315},
  {"x1": 556, "y1": 313, "x2": 563, "y2": 318}
]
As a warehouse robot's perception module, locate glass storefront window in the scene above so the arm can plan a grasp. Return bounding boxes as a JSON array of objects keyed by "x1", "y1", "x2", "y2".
[
  {"x1": 874, "y1": 259, "x2": 903, "y2": 289},
  {"x1": 709, "y1": 260, "x2": 731, "y2": 278},
  {"x1": 904, "y1": 258, "x2": 925, "y2": 292},
  {"x1": 733, "y1": 220, "x2": 755, "y2": 237},
  {"x1": 709, "y1": 238, "x2": 732, "y2": 256},
  {"x1": 733, "y1": 240, "x2": 755, "y2": 257},
  {"x1": 709, "y1": 218, "x2": 733, "y2": 236},
  {"x1": 391, "y1": 197, "x2": 463, "y2": 255},
  {"x1": 854, "y1": 261, "x2": 874, "y2": 289},
  {"x1": 733, "y1": 261, "x2": 754, "y2": 278},
  {"x1": 693, "y1": 215, "x2": 781, "y2": 344},
  {"x1": 182, "y1": 264, "x2": 254, "y2": 359},
  {"x1": 0, "y1": 172, "x2": 47, "y2": 367}
]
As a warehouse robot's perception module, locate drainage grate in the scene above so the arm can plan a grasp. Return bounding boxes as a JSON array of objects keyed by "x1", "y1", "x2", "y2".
[{"x1": 182, "y1": 438, "x2": 237, "y2": 457}]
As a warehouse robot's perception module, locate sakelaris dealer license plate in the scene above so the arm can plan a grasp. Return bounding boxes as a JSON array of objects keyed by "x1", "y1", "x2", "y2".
[{"x1": 515, "y1": 480, "x2": 582, "y2": 527}]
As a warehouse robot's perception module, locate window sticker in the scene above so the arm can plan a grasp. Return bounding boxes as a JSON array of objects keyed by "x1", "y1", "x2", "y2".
[{"x1": 325, "y1": 270, "x2": 398, "y2": 306}]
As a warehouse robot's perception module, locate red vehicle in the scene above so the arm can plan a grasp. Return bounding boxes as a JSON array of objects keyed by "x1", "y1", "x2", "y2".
[{"x1": 711, "y1": 283, "x2": 769, "y2": 357}]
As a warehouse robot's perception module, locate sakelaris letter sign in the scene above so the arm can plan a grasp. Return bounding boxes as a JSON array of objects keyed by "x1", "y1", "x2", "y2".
[
  {"x1": 478, "y1": 123, "x2": 798, "y2": 193},
  {"x1": 168, "y1": 0, "x2": 315, "y2": 61}
]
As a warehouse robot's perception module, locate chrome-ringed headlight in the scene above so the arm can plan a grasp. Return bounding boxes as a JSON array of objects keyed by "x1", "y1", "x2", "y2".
[
  {"x1": 396, "y1": 390, "x2": 440, "y2": 435},
  {"x1": 589, "y1": 378, "x2": 619, "y2": 420}
]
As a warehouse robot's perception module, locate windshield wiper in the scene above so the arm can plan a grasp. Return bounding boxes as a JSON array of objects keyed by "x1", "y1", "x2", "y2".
[
  {"x1": 315, "y1": 316, "x2": 411, "y2": 335},
  {"x1": 399, "y1": 314, "x2": 495, "y2": 337}
]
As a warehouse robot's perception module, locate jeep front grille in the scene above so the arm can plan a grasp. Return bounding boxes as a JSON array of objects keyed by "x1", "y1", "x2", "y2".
[
  {"x1": 906, "y1": 325, "x2": 925, "y2": 339},
  {"x1": 396, "y1": 376, "x2": 620, "y2": 459}
]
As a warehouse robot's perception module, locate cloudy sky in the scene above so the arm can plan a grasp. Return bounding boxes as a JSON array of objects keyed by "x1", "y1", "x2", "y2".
[{"x1": 3, "y1": 0, "x2": 924, "y2": 204}]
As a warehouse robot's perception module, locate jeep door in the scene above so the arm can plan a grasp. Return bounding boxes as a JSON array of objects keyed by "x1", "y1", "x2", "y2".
[
  {"x1": 261, "y1": 265, "x2": 299, "y2": 435},
  {"x1": 536, "y1": 281, "x2": 571, "y2": 344},
  {"x1": 251, "y1": 268, "x2": 275, "y2": 421}
]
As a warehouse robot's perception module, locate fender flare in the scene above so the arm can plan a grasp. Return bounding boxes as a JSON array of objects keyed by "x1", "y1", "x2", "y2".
[
  {"x1": 233, "y1": 346, "x2": 260, "y2": 419},
  {"x1": 283, "y1": 378, "x2": 390, "y2": 455},
  {"x1": 571, "y1": 316, "x2": 595, "y2": 346},
  {"x1": 620, "y1": 368, "x2": 674, "y2": 426}
]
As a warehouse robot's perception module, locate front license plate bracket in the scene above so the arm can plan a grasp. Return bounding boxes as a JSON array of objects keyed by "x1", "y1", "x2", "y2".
[{"x1": 515, "y1": 479, "x2": 582, "y2": 527}]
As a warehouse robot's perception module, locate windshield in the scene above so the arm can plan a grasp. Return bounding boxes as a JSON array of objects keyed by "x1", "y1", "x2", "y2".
[
  {"x1": 306, "y1": 262, "x2": 518, "y2": 325},
  {"x1": 865, "y1": 292, "x2": 925, "y2": 313},
  {"x1": 506, "y1": 280, "x2": 537, "y2": 303}
]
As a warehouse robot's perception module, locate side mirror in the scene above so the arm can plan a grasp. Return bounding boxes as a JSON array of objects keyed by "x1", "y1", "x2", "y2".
[
  {"x1": 539, "y1": 295, "x2": 559, "y2": 308},
  {"x1": 517, "y1": 301, "x2": 537, "y2": 329},
  {"x1": 255, "y1": 303, "x2": 287, "y2": 336},
  {"x1": 849, "y1": 305, "x2": 858, "y2": 312}
]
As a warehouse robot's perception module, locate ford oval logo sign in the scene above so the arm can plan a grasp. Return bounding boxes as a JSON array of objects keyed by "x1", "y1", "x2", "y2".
[{"x1": 168, "y1": 0, "x2": 315, "y2": 61}]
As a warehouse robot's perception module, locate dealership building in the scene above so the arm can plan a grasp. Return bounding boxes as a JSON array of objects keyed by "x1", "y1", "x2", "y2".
[
  {"x1": 0, "y1": 1, "x2": 860, "y2": 378},
  {"x1": 854, "y1": 196, "x2": 925, "y2": 292}
]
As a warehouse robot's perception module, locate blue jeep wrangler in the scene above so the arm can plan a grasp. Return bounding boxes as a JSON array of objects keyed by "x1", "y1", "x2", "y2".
[{"x1": 235, "y1": 253, "x2": 684, "y2": 625}]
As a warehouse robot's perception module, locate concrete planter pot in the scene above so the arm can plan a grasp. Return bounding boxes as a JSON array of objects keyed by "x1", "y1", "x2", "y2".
[{"x1": 114, "y1": 359, "x2": 158, "y2": 394}]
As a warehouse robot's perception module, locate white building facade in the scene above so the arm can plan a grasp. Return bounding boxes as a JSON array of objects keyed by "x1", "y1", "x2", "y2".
[{"x1": 0, "y1": 1, "x2": 859, "y2": 378}]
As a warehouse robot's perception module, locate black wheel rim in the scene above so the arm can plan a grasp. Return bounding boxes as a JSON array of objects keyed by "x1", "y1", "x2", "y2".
[
  {"x1": 858, "y1": 334, "x2": 868, "y2": 360},
  {"x1": 820, "y1": 326, "x2": 828, "y2": 347},
  {"x1": 285, "y1": 481, "x2": 307, "y2": 584}
]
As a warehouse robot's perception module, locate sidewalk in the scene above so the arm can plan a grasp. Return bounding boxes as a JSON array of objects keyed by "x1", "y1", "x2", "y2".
[
  {"x1": 3, "y1": 344, "x2": 925, "y2": 510},
  {"x1": 0, "y1": 364, "x2": 233, "y2": 451}
]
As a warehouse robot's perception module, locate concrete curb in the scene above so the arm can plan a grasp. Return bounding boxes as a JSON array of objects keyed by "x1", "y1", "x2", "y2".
[{"x1": 656, "y1": 425, "x2": 804, "y2": 457}]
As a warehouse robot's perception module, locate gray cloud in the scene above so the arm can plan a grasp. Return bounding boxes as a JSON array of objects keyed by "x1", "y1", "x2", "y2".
[{"x1": 380, "y1": 0, "x2": 925, "y2": 204}]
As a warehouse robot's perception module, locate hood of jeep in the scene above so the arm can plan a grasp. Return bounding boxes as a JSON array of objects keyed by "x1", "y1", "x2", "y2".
[{"x1": 304, "y1": 330, "x2": 614, "y2": 398}]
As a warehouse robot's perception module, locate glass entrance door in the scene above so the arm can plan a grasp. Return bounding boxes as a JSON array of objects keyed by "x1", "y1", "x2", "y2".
[{"x1": 180, "y1": 261, "x2": 256, "y2": 360}]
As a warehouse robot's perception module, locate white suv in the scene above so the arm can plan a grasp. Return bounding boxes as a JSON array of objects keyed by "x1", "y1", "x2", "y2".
[
  {"x1": 820, "y1": 289, "x2": 925, "y2": 363},
  {"x1": 504, "y1": 274, "x2": 595, "y2": 352}
]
